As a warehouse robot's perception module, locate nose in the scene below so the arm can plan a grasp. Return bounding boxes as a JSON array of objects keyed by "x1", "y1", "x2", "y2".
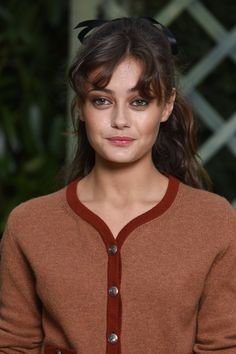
[{"x1": 111, "y1": 104, "x2": 131, "y2": 129}]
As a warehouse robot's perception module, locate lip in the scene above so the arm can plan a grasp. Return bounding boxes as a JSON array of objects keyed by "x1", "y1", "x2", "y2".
[
  {"x1": 107, "y1": 136, "x2": 135, "y2": 146},
  {"x1": 107, "y1": 136, "x2": 135, "y2": 141}
]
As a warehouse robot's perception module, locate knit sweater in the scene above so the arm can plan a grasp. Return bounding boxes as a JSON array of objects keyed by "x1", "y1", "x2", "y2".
[{"x1": 0, "y1": 175, "x2": 236, "y2": 354}]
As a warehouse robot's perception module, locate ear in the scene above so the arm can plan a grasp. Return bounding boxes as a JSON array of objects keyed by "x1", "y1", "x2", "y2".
[
  {"x1": 79, "y1": 112, "x2": 85, "y2": 122},
  {"x1": 76, "y1": 99, "x2": 85, "y2": 121},
  {"x1": 160, "y1": 88, "x2": 176, "y2": 122}
]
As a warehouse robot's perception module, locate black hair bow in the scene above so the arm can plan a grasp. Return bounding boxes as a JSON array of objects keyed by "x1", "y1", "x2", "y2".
[
  {"x1": 74, "y1": 17, "x2": 178, "y2": 55},
  {"x1": 141, "y1": 16, "x2": 178, "y2": 55},
  {"x1": 74, "y1": 19, "x2": 108, "y2": 43}
]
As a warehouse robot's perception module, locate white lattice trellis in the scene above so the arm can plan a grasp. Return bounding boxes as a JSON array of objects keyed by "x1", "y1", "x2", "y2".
[{"x1": 157, "y1": 0, "x2": 236, "y2": 206}]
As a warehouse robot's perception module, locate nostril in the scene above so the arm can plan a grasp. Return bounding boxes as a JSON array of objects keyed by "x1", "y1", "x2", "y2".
[
  {"x1": 111, "y1": 119, "x2": 130, "y2": 128},
  {"x1": 111, "y1": 110, "x2": 130, "y2": 128}
]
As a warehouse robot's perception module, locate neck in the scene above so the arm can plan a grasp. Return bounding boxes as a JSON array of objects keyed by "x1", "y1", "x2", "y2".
[{"x1": 81, "y1": 154, "x2": 168, "y2": 204}]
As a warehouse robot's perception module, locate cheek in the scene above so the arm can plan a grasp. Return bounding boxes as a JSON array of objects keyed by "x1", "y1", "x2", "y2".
[
  {"x1": 84, "y1": 114, "x2": 109, "y2": 145},
  {"x1": 83, "y1": 105, "x2": 109, "y2": 128},
  {"x1": 84, "y1": 121, "x2": 99, "y2": 146},
  {"x1": 82, "y1": 108, "x2": 99, "y2": 134},
  {"x1": 138, "y1": 117, "x2": 161, "y2": 142}
]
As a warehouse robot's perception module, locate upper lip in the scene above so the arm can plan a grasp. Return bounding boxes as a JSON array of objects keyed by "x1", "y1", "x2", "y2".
[{"x1": 107, "y1": 136, "x2": 135, "y2": 141}]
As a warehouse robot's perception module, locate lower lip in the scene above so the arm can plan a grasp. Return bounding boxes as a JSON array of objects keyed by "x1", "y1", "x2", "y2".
[{"x1": 107, "y1": 139, "x2": 135, "y2": 146}]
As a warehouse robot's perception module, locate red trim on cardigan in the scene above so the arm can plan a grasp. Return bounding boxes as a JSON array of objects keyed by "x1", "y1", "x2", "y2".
[
  {"x1": 66, "y1": 175, "x2": 179, "y2": 354},
  {"x1": 66, "y1": 175, "x2": 179, "y2": 244}
]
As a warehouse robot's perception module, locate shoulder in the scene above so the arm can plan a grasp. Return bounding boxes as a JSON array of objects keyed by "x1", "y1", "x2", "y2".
[
  {"x1": 178, "y1": 180, "x2": 234, "y2": 215},
  {"x1": 5, "y1": 187, "x2": 68, "y2": 236},
  {"x1": 175, "y1": 180, "x2": 236, "y2": 243}
]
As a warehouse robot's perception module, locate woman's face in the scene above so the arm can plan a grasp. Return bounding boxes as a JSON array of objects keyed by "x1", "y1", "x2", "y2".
[{"x1": 80, "y1": 57, "x2": 175, "y2": 165}]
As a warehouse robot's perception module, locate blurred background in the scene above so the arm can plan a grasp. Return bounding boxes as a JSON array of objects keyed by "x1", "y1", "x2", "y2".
[{"x1": 1, "y1": 0, "x2": 236, "y2": 235}]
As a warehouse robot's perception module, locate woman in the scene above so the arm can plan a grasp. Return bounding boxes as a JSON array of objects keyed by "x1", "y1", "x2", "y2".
[{"x1": 0, "y1": 17, "x2": 236, "y2": 354}]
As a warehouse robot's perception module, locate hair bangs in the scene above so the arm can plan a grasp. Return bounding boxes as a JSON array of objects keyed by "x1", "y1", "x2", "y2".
[{"x1": 133, "y1": 58, "x2": 165, "y2": 104}]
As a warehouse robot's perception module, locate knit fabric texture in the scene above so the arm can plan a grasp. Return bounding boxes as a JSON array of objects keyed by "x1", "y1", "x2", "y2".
[{"x1": 0, "y1": 175, "x2": 236, "y2": 354}]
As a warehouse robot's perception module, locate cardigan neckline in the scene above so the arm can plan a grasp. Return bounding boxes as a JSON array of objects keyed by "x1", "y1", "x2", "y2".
[{"x1": 66, "y1": 174, "x2": 180, "y2": 247}]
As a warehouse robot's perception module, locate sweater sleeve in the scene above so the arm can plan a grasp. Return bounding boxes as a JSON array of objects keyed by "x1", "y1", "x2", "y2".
[
  {"x1": 0, "y1": 216, "x2": 43, "y2": 353},
  {"x1": 193, "y1": 203, "x2": 236, "y2": 353}
]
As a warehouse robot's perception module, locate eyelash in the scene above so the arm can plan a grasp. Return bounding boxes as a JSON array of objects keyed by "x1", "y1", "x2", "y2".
[
  {"x1": 132, "y1": 98, "x2": 149, "y2": 107},
  {"x1": 91, "y1": 97, "x2": 149, "y2": 108},
  {"x1": 92, "y1": 97, "x2": 111, "y2": 106}
]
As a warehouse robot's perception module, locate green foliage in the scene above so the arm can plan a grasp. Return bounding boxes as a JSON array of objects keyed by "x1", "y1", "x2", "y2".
[{"x1": 0, "y1": 0, "x2": 68, "y2": 233}]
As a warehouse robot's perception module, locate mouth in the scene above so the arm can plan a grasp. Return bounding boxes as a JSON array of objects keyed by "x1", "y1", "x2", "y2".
[
  {"x1": 107, "y1": 136, "x2": 135, "y2": 146},
  {"x1": 107, "y1": 136, "x2": 135, "y2": 141}
]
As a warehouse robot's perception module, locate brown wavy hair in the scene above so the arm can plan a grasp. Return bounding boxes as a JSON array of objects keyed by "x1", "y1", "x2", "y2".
[{"x1": 67, "y1": 17, "x2": 212, "y2": 189}]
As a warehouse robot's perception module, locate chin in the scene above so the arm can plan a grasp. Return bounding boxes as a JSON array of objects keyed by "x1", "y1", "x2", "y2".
[
  {"x1": 105, "y1": 158, "x2": 137, "y2": 164},
  {"x1": 98, "y1": 152, "x2": 144, "y2": 165}
]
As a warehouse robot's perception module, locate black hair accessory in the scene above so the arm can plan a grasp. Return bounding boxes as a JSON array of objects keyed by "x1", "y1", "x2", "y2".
[
  {"x1": 74, "y1": 19, "x2": 107, "y2": 43},
  {"x1": 141, "y1": 16, "x2": 178, "y2": 55},
  {"x1": 74, "y1": 17, "x2": 178, "y2": 55}
]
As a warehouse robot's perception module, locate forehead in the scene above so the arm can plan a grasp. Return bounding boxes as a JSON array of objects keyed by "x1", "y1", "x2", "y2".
[{"x1": 87, "y1": 57, "x2": 144, "y2": 90}]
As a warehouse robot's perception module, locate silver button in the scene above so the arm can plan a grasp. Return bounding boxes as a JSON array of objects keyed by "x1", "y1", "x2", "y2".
[
  {"x1": 108, "y1": 333, "x2": 118, "y2": 343},
  {"x1": 109, "y1": 286, "x2": 119, "y2": 296},
  {"x1": 108, "y1": 244, "x2": 117, "y2": 255},
  {"x1": 56, "y1": 351, "x2": 62, "y2": 354}
]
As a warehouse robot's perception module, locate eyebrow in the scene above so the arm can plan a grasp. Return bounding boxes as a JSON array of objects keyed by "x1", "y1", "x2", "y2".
[{"x1": 87, "y1": 87, "x2": 138, "y2": 94}]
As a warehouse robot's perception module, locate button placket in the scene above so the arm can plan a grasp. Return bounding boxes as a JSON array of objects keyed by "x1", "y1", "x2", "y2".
[{"x1": 107, "y1": 242, "x2": 121, "y2": 352}]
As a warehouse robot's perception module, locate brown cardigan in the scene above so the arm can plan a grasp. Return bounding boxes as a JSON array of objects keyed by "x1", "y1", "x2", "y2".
[{"x1": 0, "y1": 175, "x2": 236, "y2": 354}]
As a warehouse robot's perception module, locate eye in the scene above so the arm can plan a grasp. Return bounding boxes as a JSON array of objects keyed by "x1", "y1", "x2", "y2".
[
  {"x1": 131, "y1": 98, "x2": 149, "y2": 107},
  {"x1": 92, "y1": 97, "x2": 111, "y2": 106}
]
